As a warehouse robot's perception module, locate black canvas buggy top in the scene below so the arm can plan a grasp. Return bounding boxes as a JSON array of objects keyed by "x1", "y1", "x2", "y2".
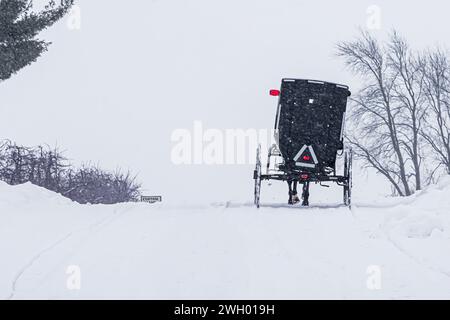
[
  {"x1": 253, "y1": 78, "x2": 353, "y2": 208},
  {"x1": 275, "y1": 79, "x2": 351, "y2": 173}
]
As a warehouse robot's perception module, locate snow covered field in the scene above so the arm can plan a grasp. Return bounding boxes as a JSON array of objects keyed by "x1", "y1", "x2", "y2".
[{"x1": 1, "y1": 177, "x2": 450, "y2": 300}]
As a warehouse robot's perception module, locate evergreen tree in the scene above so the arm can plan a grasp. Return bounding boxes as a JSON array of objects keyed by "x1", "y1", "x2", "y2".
[{"x1": 0, "y1": 0, "x2": 73, "y2": 81}]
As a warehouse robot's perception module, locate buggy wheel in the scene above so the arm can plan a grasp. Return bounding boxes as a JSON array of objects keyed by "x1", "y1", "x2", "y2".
[
  {"x1": 254, "y1": 144, "x2": 262, "y2": 208},
  {"x1": 343, "y1": 148, "x2": 353, "y2": 207}
]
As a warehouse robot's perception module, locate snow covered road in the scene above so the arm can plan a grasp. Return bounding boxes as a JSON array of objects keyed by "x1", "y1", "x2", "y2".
[{"x1": 1, "y1": 180, "x2": 450, "y2": 299}]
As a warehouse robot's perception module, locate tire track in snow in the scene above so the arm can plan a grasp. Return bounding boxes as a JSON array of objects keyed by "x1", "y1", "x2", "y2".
[
  {"x1": 386, "y1": 232, "x2": 450, "y2": 279},
  {"x1": 352, "y1": 205, "x2": 450, "y2": 282},
  {"x1": 6, "y1": 205, "x2": 133, "y2": 299},
  {"x1": 7, "y1": 232, "x2": 73, "y2": 300}
]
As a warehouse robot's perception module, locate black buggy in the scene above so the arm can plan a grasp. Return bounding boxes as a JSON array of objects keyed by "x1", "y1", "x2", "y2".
[{"x1": 253, "y1": 78, "x2": 353, "y2": 208}]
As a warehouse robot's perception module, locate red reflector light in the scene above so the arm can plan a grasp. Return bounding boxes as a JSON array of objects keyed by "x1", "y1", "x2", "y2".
[
  {"x1": 269, "y1": 89, "x2": 280, "y2": 96},
  {"x1": 300, "y1": 174, "x2": 309, "y2": 180},
  {"x1": 303, "y1": 155, "x2": 311, "y2": 161}
]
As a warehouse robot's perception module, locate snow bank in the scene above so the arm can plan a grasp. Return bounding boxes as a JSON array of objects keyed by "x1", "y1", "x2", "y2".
[
  {"x1": 381, "y1": 176, "x2": 450, "y2": 239},
  {"x1": 0, "y1": 181, "x2": 74, "y2": 208}
]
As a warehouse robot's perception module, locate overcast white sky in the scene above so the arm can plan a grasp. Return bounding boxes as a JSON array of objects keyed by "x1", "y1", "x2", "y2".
[{"x1": 1, "y1": 0, "x2": 449, "y2": 202}]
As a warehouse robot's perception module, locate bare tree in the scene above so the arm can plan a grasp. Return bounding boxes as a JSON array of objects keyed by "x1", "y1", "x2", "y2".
[
  {"x1": 387, "y1": 32, "x2": 428, "y2": 190},
  {"x1": 420, "y1": 49, "x2": 450, "y2": 175},
  {"x1": 337, "y1": 30, "x2": 413, "y2": 196},
  {"x1": 337, "y1": 30, "x2": 450, "y2": 195}
]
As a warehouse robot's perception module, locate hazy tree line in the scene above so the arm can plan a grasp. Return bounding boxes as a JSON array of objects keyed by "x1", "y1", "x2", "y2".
[
  {"x1": 0, "y1": 140, "x2": 142, "y2": 204},
  {"x1": 338, "y1": 31, "x2": 450, "y2": 196}
]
